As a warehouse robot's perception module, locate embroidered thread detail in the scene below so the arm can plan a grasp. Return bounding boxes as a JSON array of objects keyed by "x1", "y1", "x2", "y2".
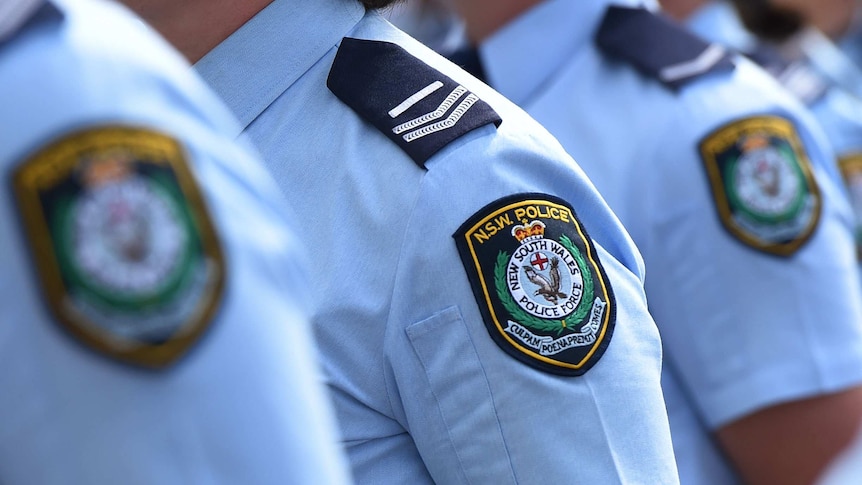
[
  {"x1": 402, "y1": 93, "x2": 479, "y2": 142},
  {"x1": 392, "y1": 85, "x2": 468, "y2": 134}
]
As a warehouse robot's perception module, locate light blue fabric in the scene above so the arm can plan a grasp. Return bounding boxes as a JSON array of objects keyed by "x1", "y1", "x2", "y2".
[
  {"x1": 478, "y1": 0, "x2": 862, "y2": 483},
  {"x1": 196, "y1": 1, "x2": 679, "y2": 482},
  {"x1": 689, "y1": 1, "x2": 862, "y2": 164},
  {"x1": 688, "y1": 0, "x2": 862, "y2": 281},
  {"x1": 0, "y1": 0, "x2": 350, "y2": 483},
  {"x1": 686, "y1": 0, "x2": 757, "y2": 53},
  {"x1": 839, "y1": 26, "x2": 862, "y2": 72}
]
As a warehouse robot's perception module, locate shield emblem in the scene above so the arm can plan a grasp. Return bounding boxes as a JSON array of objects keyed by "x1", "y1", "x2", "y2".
[
  {"x1": 13, "y1": 126, "x2": 225, "y2": 368},
  {"x1": 454, "y1": 194, "x2": 616, "y2": 376},
  {"x1": 700, "y1": 116, "x2": 821, "y2": 256}
]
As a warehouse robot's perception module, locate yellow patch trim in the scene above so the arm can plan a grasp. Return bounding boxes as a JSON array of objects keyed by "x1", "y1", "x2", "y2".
[
  {"x1": 699, "y1": 116, "x2": 821, "y2": 256},
  {"x1": 461, "y1": 198, "x2": 612, "y2": 370},
  {"x1": 13, "y1": 126, "x2": 225, "y2": 368}
]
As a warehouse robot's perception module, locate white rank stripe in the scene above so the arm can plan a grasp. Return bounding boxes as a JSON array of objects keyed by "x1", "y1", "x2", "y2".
[
  {"x1": 388, "y1": 81, "x2": 444, "y2": 118},
  {"x1": 392, "y1": 85, "x2": 468, "y2": 135},
  {"x1": 659, "y1": 44, "x2": 726, "y2": 83},
  {"x1": 402, "y1": 93, "x2": 479, "y2": 142}
]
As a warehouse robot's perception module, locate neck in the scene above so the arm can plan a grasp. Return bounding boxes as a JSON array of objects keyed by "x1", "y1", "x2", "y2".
[
  {"x1": 451, "y1": 0, "x2": 544, "y2": 44},
  {"x1": 122, "y1": 0, "x2": 272, "y2": 63},
  {"x1": 660, "y1": 0, "x2": 708, "y2": 21}
]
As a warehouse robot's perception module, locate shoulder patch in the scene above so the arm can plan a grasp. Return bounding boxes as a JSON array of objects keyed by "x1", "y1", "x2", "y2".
[
  {"x1": 595, "y1": 6, "x2": 735, "y2": 89},
  {"x1": 327, "y1": 37, "x2": 502, "y2": 168},
  {"x1": 838, "y1": 153, "x2": 862, "y2": 260},
  {"x1": 12, "y1": 126, "x2": 225, "y2": 368},
  {"x1": 699, "y1": 116, "x2": 822, "y2": 256},
  {"x1": 454, "y1": 194, "x2": 616, "y2": 376}
]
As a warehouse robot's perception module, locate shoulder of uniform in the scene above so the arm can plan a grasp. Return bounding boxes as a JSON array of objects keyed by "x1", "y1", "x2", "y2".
[
  {"x1": 0, "y1": 0, "x2": 60, "y2": 45},
  {"x1": 595, "y1": 5, "x2": 735, "y2": 90},
  {"x1": 746, "y1": 45, "x2": 828, "y2": 105},
  {"x1": 327, "y1": 37, "x2": 502, "y2": 168}
]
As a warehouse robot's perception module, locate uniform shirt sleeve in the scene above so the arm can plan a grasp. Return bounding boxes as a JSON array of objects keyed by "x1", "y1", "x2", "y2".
[
  {"x1": 383, "y1": 123, "x2": 678, "y2": 483},
  {"x1": 0, "y1": 1, "x2": 350, "y2": 483},
  {"x1": 647, "y1": 62, "x2": 862, "y2": 429}
]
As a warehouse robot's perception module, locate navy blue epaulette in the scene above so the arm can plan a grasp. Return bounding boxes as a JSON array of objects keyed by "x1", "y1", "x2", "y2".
[
  {"x1": 0, "y1": 2, "x2": 61, "y2": 45},
  {"x1": 327, "y1": 38, "x2": 502, "y2": 168},
  {"x1": 595, "y1": 6, "x2": 736, "y2": 90}
]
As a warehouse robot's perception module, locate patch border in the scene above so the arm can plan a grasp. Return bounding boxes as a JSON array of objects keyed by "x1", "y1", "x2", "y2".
[
  {"x1": 839, "y1": 153, "x2": 862, "y2": 190},
  {"x1": 699, "y1": 116, "x2": 822, "y2": 256},
  {"x1": 12, "y1": 125, "x2": 226, "y2": 369},
  {"x1": 454, "y1": 193, "x2": 616, "y2": 376},
  {"x1": 838, "y1": 152, "x2": 862, "y2": 260}
]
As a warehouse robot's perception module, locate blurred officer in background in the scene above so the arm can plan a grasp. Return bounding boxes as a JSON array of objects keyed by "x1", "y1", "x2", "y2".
[
  {"x1": 443, "y1": 0, "x2": 862, "y2": 484},
  {"x1": 669, "y1": 0, "x2": 862, "y2": 257},
  {"x1": 733, "y1": 0, "x2": 862, "y2": 100},
  {"x1": 120, "y1": 0, "x2": 682, "y2": 482},
  {"x1": 0, "y1": 0, "x2": 351, "y2": 483}
]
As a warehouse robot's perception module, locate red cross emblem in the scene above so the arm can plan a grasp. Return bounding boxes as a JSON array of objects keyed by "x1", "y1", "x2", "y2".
[{"x1": 531, "y1": 252, "x2": 549, "y2": 271}]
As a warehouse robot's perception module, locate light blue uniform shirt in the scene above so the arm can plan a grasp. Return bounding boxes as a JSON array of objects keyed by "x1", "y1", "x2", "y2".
[
  {"x1": 839, "y1": 26, "x2": 862, "y2": 72},
  {"x1": 196, "y1": 0, "x2": 679, "y2": 483},
  {"x1": 0, "y1": 0, "x2": 350, "y2": 483},
  {"x1": 478, "y1": 0, "x2": 862, "y2": 483},
  {"x1": 688, "y1": 1, "x2": 862, "y2": 168},
  {"x1": 689, "y1": 0, "x2": 862, "y2": 277}
]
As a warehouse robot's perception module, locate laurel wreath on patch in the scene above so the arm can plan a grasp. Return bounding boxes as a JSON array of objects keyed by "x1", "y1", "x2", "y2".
[{"x1": 494, "y1": 235, "x2": 594, "y2": 335}]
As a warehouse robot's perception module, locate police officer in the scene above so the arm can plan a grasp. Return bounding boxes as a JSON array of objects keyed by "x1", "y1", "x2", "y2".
[
  {"x1": 672, "y1": 0, "x2": 862, "y2": 258},
  {"x1": 121, "y1": 0, "x2": 681, "y2": 482},
  {"x1": 0, "y1": 0, "x2": 350, "y2": 482},
  {"x1": 442, "y1": 0, "x2": 862, "y2": 484}
]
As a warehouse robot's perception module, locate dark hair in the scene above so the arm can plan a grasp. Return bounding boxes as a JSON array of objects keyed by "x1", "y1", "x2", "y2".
[
  {"x1": 729, "y1": 0, "x2": 803, "y2": 41},
  {"x1": 359, "y1": 0, "x2": 401, "y2": 9}
]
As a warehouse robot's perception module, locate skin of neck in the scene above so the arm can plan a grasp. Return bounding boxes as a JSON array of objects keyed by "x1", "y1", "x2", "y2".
[
  {"x1": 660, "y1": 0, "x2": 709, "y2": 21},
  {"x1": 447, "y1": 0, "x2": 544, "y2": 44},
  {"x1": 120, "y1": 0, "x2": 273, "y2": 63}
]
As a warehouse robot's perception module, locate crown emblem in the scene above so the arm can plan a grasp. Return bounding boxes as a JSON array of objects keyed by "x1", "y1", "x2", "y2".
[
  {"x1": 512, "y1": 220, "x2": 546, "y2": 243},
  {"x1": 741, "y1": 134, "x2": 770, "y2": 152},
  {"x1": 81, "y1": 151, "x2": 134, "y2": 188}
]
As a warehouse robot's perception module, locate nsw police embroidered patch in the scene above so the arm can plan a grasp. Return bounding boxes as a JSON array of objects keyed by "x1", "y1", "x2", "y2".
[
  {"x1": 454, "y1": 194, "x2": 616, "y2": 376},
  {"x1": 700, "y1": 116, "x2": 821, "y2": 256},
  {"x1": 13, "y1": 126, "x2": 225, "y2": 368}
]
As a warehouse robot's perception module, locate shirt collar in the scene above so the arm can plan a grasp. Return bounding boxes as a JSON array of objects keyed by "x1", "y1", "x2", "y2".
[
  {"x1": 479, "y1": 0, "x2": 655, "y2": 105},
  {"x1": 0, "y1": 0, "x2": 44, "y2": 41},
  {"x1": 686, "y1": 0, "x2": 757, "y2": 52},
  {"x1": 195, "y1": 0, "x2": 365, "y2": 136}
]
